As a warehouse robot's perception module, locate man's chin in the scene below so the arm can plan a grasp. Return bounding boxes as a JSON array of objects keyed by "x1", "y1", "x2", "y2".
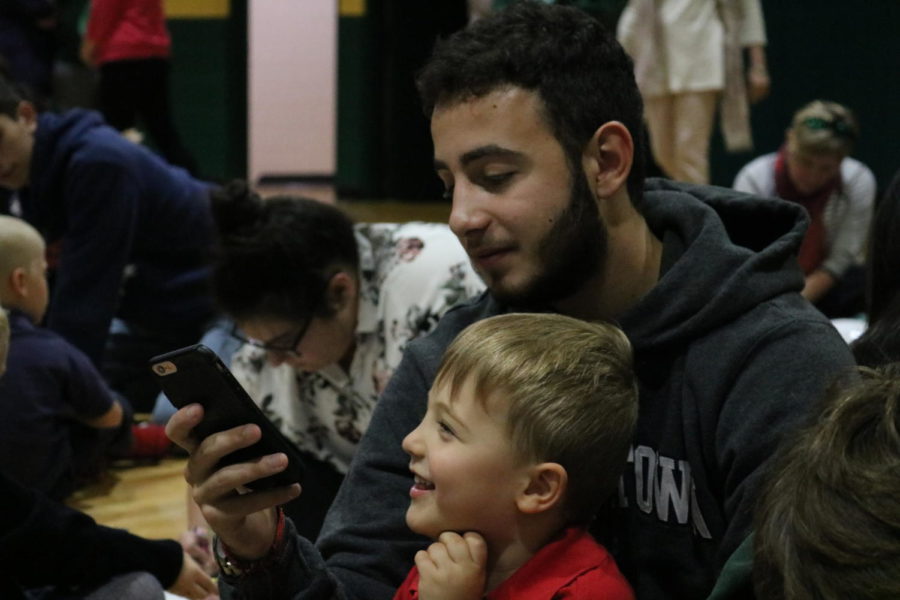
[{"x1": 486, "y1": 278, "x2": 546, "y2": 308}]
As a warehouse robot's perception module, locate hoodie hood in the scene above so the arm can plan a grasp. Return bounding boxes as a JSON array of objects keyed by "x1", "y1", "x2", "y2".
[
  {"x1": 21, "y1": 110, "x2": 107, "y2": 239},
  {"x1": 620, "y1": 178, "x2": 808, "y2": 351}
]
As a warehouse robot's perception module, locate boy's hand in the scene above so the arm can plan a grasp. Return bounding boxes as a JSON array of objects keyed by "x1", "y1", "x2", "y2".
[
  {"x1": 169, "y1": 550, "x2": 219, "y2": 599},
  {"x1": 180, "y1": 526, "x2": 218, "y2": 576},
  {"x1": 415, "y1": 531, "x2": 487, "y2": 600}
]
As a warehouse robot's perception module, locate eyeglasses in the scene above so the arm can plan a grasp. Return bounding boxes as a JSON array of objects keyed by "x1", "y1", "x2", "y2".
[{"x1": 229, "y1": 313, "x2": 315, "y2": 358}]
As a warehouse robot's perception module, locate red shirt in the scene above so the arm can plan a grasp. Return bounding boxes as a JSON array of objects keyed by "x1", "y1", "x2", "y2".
[
  {"x1": 86, "y1": 0, "x2": 171, "y2": 64},
  {"x1": 393, "y1": 528, "x2": 634, "y2": 599}
]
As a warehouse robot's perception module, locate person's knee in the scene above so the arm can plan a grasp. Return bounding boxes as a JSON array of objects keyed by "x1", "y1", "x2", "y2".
[{"x1": 84, "y1": 571, "x2": 164, "y2": 600}]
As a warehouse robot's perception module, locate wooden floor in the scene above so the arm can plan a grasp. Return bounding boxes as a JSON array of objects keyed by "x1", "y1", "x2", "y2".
[
  {"x1": 67, "y1": 457, "x2": 190, "y2": 541},
  {"x1": 64, "y1": 194, "x2": 452, "y2": 542}
]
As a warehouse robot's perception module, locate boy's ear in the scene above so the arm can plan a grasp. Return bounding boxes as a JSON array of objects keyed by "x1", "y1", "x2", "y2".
[
  {"x1": 8, "y1": 266, "x2": 29, "y2": 297},
  {"x1": 516, "y1": 462, "x2": 567, "y2": 515}
]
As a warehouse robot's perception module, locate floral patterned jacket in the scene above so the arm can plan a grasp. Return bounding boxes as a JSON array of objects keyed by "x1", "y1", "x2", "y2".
[{"x1": 231, "y1": 222, "x2": 485, "y2": 473}]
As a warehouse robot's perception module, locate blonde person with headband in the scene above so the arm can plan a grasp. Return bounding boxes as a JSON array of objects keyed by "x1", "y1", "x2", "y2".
[{"x1": 734, "y1": 100, "x2": 876, "y2": 316}]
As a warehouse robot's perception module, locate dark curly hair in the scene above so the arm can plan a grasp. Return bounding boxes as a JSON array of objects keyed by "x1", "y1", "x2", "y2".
[
  {"x1": 852, "y1": 169, "x2": 900, "y2": 367},
  {"x1": 416, "y1": 1, "x2": 646, "y2": 207},
  {"x1": 210, "y1": 180, "x2": 359, "y2": 323}
]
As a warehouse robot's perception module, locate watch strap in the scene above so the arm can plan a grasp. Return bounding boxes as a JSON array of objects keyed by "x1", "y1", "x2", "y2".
[{"x1": 213, "y1": 506, "x2": 287, "y2": 578}]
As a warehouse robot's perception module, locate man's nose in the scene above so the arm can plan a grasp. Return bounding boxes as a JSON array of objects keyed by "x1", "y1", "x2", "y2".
[{"x1": 448, "y1": 187, "x2": 490, "y2": 239}]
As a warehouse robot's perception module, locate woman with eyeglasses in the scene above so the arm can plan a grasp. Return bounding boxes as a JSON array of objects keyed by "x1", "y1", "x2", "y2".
[
  {"x1": 173, "y1": 180, "x2": 484, "y2": 571},
  {"x1": 733, "y1": 100, "x2": 875, "y2": 317}
]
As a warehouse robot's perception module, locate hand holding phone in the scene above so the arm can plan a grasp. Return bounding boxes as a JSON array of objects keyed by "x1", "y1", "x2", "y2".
[{"x1": 150, "y1": 344, "x2": 305, "y2": 490}]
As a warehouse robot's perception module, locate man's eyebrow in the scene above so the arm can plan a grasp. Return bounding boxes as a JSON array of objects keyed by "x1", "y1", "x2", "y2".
[{"x1": 433, "y1": 145, "x2": 523, "y2": 171}]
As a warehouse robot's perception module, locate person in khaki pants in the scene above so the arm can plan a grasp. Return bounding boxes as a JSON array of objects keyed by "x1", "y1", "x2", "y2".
[{"x1": 617, "y1": 0, "x2": 771, "y2": 183}]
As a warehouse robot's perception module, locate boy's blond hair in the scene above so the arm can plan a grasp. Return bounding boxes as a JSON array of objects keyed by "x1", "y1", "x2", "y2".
[
  {"x1": 434, "y1": 312, "x2": 638, "y2": 524},
  {"x1": 789, "y1": 100, "x2": 859, "y2": 157},
  {"x1": 0, "y1": 215, "x2": 44, "y2": 288}
]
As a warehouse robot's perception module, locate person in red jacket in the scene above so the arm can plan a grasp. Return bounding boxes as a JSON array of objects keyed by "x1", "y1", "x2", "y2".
[
  {"x1": 80, "y1": 0, "x2": 196, "y2": 173},
  {"x1": 393, "y1": 314, "x2": 637, "y2": 599}
]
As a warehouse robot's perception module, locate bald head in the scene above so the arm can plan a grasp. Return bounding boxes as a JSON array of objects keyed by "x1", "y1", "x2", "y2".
[{"x1": 0, "y1": 215, "x2": 44, "y2": 281}]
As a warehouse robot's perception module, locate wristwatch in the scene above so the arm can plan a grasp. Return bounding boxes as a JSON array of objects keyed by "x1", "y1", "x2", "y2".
[
  {"x1": 212, "y1": 507, "x2": 287, "y2": 578},
  {"x1": 214, "y1": 535, "x2": 254, "y2": 578}
]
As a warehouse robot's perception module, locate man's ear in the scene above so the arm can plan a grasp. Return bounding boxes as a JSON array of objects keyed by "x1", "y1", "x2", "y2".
[
  {"x1": 16, "y1": 101, "x2": 37, "y2": 132},
  {"x1": 582, "y1": 121, "x2": 634, "y2": 200},
  {"x1": 516, "y1": 462, "x2": 567, "y2": 515}
]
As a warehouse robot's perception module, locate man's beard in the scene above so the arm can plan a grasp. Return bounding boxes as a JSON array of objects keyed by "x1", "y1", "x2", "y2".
[{"x1": 490, "y1": 168, "x2": 607, "y2": 309}]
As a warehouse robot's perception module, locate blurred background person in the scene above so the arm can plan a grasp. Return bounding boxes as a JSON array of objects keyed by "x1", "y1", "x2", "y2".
[
  {"x1": 0, "y1": 0, "x2": 55, "y2": 109},
  {"x1": 851, "y1": 168, "x2": 900, "y2": 366},
  {"x1": 0, "y1": 75, "x2": 216, "y2": 414},
  {"x1": 0, "y1": 307, "x2": 217, "y2": 600},
  {"x1": 734, "y1": 100, "x2": 874, "y2": 318},
  {"x1": 81, "y1": 0, "x2": 197, "y2": 173},
  {"x1": 0, "y1": 215, "x2": 135, "y2": 500},
  {"x1": 617, "y1": 0, "x2": 770, "y2": 184}
]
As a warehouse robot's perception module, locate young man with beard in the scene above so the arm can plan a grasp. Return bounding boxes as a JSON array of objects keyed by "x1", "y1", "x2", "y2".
[{"x1": 165, "y1": 3, "x2": 855, "y2": 599}]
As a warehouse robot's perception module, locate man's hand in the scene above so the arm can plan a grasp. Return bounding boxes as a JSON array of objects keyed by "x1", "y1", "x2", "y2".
[
  {"x1": 415, "y1": 531, "x2": 487, "y2": 600},
  {"x1": 166, "y1": 404, "x2": 300, "y2": 560},
  {"x1": 802, "y1": 269, "x2": 837, "y2": 303},
  {"x1": 746, "y1": 45, "x2": 770, "y2": 104},
  {"x1": 169, "y1": 550, "x2": 219, "y2": 600}
]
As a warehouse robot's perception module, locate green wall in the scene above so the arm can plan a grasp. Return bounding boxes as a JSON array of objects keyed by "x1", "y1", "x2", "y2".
[
  {"x1": 167, "y1": 1, "x2": 247, "y2": 182},
  {"x1": 167, "y1": 0, "x2": 898, "y2": 194}
]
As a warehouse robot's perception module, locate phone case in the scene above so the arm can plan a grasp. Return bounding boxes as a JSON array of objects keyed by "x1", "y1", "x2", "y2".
[{"x1": 149, "y1": 344, "x2": 305, "y2": 490}]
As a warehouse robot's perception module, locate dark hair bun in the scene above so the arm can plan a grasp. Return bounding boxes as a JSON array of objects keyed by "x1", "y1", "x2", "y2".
[{"x1": 210, "y1": 179, "x2": 265, "y2": 239}]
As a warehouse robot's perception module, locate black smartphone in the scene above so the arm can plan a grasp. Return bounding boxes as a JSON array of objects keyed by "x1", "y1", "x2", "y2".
[{"x1": 149, "y1": 344, "x2": 305, "y2": 490}]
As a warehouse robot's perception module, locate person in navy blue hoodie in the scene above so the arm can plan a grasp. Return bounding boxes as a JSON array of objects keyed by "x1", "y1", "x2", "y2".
[{"x1": 0, "y1": 75, "x2": 215, "y2": 411}]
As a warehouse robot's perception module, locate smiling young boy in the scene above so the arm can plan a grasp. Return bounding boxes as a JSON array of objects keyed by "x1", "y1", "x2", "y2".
[{"x1": 396, "y1": 313, "x2": 638, "y2": 599}]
